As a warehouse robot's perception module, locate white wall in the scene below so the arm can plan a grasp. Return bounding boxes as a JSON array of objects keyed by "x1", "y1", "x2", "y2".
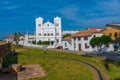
[
  {"x1": 62, "y1": 40, "x2": 71, "y2": 50},
  {"x1": 70, "y1": 33, "x2": 104, "y2": 51}
]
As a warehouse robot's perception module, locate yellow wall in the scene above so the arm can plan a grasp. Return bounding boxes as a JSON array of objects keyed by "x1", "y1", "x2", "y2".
[{"x1": 102, "y1": 27, "x2": 120, "y2": 40}]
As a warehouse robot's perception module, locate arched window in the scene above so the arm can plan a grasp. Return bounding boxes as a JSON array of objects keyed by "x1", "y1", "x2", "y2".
[
  {"x1": 38, "y1": 24, "x2": 41, "y2": 27},
  {"x1": 114, "y1": 32, "x2": 117, "y2": 38}
]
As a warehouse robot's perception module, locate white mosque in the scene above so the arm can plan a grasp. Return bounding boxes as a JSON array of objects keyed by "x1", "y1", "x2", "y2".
[{"x1": 24, "y1": 17, "x2": 62, "y2": 48}]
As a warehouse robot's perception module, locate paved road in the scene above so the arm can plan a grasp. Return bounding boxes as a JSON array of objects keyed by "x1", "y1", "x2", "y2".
[
  {"x1": 51, "y1": 49, "x2": 120, "y2": 60},
  {"x1": 85, "y1": 52, "x2": 120, "y2": 60}
]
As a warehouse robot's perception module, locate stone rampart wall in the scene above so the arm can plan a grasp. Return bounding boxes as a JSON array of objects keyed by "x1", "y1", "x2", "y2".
[{"x1": 0, "y1": 43, "x2": 11, "y2": 70}]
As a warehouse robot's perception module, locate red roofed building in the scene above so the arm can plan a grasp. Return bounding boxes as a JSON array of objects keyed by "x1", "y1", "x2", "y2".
[
  {"x1": 4, "y1": 35, "x2": 14, "y2": 43},
  {"x1": 62, "y1": 29, "x2": 105, "y2": 51}
]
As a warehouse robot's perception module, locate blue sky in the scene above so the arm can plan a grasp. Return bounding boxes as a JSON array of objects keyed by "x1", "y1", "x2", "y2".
[{"x1": 0, "y1": 0, "x2": 120, "y2": 39}]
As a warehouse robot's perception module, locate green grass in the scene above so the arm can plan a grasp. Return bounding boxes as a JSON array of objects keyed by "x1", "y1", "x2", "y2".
[{"x1": 3, "y1": 46, "x2": 120, "y2": 80}]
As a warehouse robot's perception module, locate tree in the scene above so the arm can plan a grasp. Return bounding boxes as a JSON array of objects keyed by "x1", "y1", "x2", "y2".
[
  {"x1": 113, "y1": 38, "x2": 120, "y2": 51},
  {"x1": 101, "y1": 35, "x2": 113, "y2": 45},
  {"x1": 14, "y1": 32, "x2": 24, "y2": 45},
  {"x1": 37, "y1": 40, "x2": 42, "y2": 45},
  {"x1": 63, "y1": 33, "x2": 71, "y2": 38},
  {"x1": 36, "y1": 40, "x2": 50, "y2": 54},
  {"x1": 32, "y1": 40, "x2": 36, "y2": 44},
  {"x1": 41, "y1": 41, "x2": 50, "y2": 54},
  {"x1": 90, "y1": 35, "x2": 112, "y2": 52},
  {"x1": 14, "y1": 32, "x2": 19, "y2": 45},
  {"x1": 90, "y1": 37, "x2": 103, "y2": 52}
]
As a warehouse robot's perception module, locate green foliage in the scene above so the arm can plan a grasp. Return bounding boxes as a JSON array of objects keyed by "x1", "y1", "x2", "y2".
[
  {"x1": 42, "y1": 41, "x2": 50, "y2": 45},
  {"x1": 37, "y1": 41, "x2": 50, "y2": 45},
  {"x1": 113, "y1": 38, "x2": 120, "y2": 51},
  {"x1": 90, "y1": 35, "x2": 112, "y2": 52},
  {"x1": 3, "y1": 45, "x2": 120, "y2": 80},
  {"x1": 14, "y1": 32, "x2": 24, "y2": 45},
  {"x1": 90, "y1": 37, "x2": 102, "y2": 48},
  {"x1": 101, "y1": 35, "x2": 113, "y2": 44},
  {"x1": 114, "y1": 38, "x2": 120, "y2": 45},
  {"x1": 63, "y1": 33, "x2": 71, "y2": 38},
  {"x1": 114, "y1": 45, "x2": 119, "y2": 51},
  {"x1": 37, "y1": 40, "x2": 43, "y2": 45},
  {"x1": 32, "y1": 40, "x2": 36, "y2": 44}
]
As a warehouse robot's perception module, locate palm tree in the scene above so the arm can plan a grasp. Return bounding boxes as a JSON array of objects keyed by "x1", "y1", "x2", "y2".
[{"x1": 14, "y1": 32, "x2": 24, "y2": 45}]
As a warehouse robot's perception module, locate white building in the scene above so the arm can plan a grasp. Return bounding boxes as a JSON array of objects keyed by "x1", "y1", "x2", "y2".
[
  {"x1": 62, "y1": 30, "x2": 79, "y2": 35},
  {"x1": 24, "y1": 17, "x2": 62, "y2": 48},
  {"x1": 71, "y1": 29, "x2": 103, "y2": 51},
  {"x1": 62, "y1": 29, "x2": 103, "y2": 51},
  {"x1": 62, "y1": 36, "x2": 71, "y2": 50},
  {"x1": 4, "y1": 35, "x2": 14, "y2": 43},
  {"x1": 62, "y1": 29, "x2": 114, "y2": 52}
]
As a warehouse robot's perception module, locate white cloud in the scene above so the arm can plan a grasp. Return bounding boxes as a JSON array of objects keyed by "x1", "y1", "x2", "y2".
[
  {"x1": 0, "y1": 1, "x2": 9, "y2": 4},
  {"x1": 80, "y1": 16, "x2": 120, "y2": 27},
  {"x1": 96, "y1": 0, "x2": 120, "y2": 10},
  {"x1": 2, "y1": 5, "x2": 22, "y2": 10},
  {"x1": 59, "y1": 5, "x2": 80, "y2": 20}
]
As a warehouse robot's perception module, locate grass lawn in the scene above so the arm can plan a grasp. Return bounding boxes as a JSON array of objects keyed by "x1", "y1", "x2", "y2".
[{"x1": 3, "y1": 45, "x2": 120, "y2": 80}]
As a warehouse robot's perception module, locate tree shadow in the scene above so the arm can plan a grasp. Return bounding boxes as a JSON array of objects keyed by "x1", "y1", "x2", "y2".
[
  {"x1": 115, "y1": 78, "x2": 120, "y2": 80},
  {"x1": 81, "y1": 54, "x2": 93, "y2": 57},
  {"x1": 103, "y1": 58, "x2": 120, "y2": 71}
]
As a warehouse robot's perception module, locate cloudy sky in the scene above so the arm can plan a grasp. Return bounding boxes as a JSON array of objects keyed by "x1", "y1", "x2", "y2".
[{"x1": 0, "y1": 0, "x2": 120, "y2": 39}]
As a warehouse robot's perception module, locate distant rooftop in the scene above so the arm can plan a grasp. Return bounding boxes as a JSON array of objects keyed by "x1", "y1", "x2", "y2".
[
  {"x1": 0, "y1": 41, "x2": 7, "y2": 45},
  {"x1": 72, "y1": 29, "x2": 102, "y2": 37},
  {"x1": 106, "y1": 23, "x2": 120, "y2": 28}
]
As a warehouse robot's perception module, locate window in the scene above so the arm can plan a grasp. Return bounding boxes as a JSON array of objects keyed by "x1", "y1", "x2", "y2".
[
  {"x1": 109, "y1": 33, "x2": 112, "y2": 37},
  {"x1": 78, "y1": 44, "x2": 81, "y2": 50},
  {"x1": 93, "y1": 35, "x2": 96, "y2": 37},
  {"x1": 47, "y1": 24, "x2": 49, "y2": 26},
  {"x1": 78, "y1": 37, "x2": 81, "y2": 40},
  {"x1": 38, "y1": 33, "x2": 41, "y2": 36},
  {"x1": 56, "y1": 33, "x2": 59, "y2": 36},
  {"x1": 48, "y1": 33, "x2": 50, "y2": 36},
  {"x1": 85, "y1": 43, "x2": 88, "y2": 49},
  {"x1": 51, "y1": 41, "x2": 54, "y2": 45},
  {"x1": 114, "y1": 32, "x2": 118, "y2": 38},
  {"x1": 44, "y1": 33, "x2": 46, "y2": 36},
  {"x1": 74, "y1": 37, "x2": 76, "y2": 40},
  {"x1": 106, "y1": 43, "x2": 109, "y2": 48},
  {"x1": 84, "y1": 37, "x2": 88, "y2": 40},
  {"x1": 65, "y1": 42, "x2": 67, "y2": 47},
  {"x1": 57, "y1": 40, "x2": 59, "y2": 43},
  {"x1": 51, "y1": 33, "x2": 53, "y2": 36},
  {"x1": 38, "y1": 24, "x2": 41, "y2": 27},
  {"x1": 74, "y1": 43, "x2": 76, "y2": 48},
  {"x1": 55, "y1": 23, "x2": 59, "y2": 27}
]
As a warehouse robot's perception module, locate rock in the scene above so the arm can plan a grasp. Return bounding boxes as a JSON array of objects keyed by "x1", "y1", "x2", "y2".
[
  {"x1": 0, "y1": 63, "x2": 2, "y2": 70},
  {"x1": 9, "y1": 64, "x2": 22, "y2": 73}
]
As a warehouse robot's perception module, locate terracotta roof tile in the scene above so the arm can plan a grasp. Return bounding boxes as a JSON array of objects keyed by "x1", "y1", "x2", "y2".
[
  {"x1": 5, "y1": 35, "x2": 14, "y2": 39},
  {"x1": 63, "y1": 36, "x2": 71, "y2": 43},
  {"x1": 72, "y1": 29, "x2": 101, "y2": 37}
]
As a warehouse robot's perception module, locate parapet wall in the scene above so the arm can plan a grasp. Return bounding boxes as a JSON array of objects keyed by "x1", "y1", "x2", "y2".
[{"x1": 0, "y1": 43, "x2": 11, "y2": 70}]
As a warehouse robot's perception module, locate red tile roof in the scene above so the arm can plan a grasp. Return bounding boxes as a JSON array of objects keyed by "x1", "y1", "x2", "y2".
[
  {"x1": 5, "y1": 35, "x2": 14, "y2": 39},
  {"x1": 72, "y1": 29, "x2": 101, "y2": 37},
  {"x1": 63, "y1": 36, "x2": 71, "y2": 43}
]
